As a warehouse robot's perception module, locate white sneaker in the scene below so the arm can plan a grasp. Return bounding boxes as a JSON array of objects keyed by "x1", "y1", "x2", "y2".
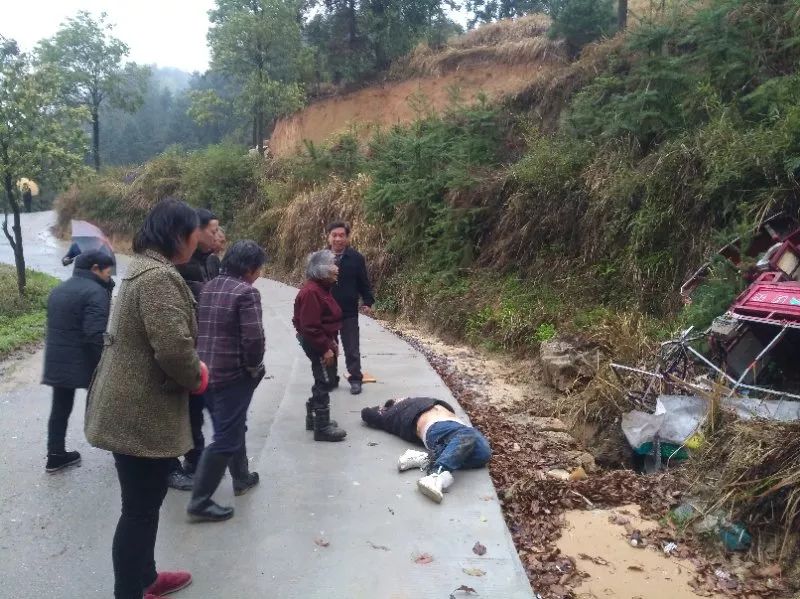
[
  {"x1": 417, "y1": 471, "x2": 454, "y2": 503},
  {"x1": 398, "y1": 449, "x2": 430, "y2": 472}
]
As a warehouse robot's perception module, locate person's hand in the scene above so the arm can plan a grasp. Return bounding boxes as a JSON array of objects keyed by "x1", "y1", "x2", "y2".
[
  {"x1": 361, "y1": 305, "x2": 374, "y2": 317},
  {"x1": 323, "y1": 349, "x2": 335, "y2": 367},
  {"x1": 248, "y1": 363, "x2": 266, "y2": 381},
  {"x1": 192, "y1": 361, "x2": 209, "y2": 395},
  {"x1": 62, "y1": 257, "x2": 73, "y2": 266}
]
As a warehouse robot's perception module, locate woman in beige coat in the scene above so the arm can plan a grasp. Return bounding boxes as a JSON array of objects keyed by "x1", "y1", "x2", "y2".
[{"x1": 85, "y1": 198, "x2": 205, "y2": 599}]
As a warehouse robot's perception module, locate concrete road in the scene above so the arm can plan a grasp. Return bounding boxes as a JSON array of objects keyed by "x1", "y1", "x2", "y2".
[{"x1": 0, "y1": 212, "x2": 534, "y2": 598}]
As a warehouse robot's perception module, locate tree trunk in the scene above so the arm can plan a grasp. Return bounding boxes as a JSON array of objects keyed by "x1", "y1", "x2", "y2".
[
  {"x1": 618, "y1": 0, "x2": 628, "y2": 30},
  {"x1": 257, "y1": 111, "x2": 265, "y2": 156},
  {"x1": 3, "y1": 176, "x2": 26, "y2": 295},
  {"x1": 92, "y1": 106, "x2": 101, "y2": 171},
  {"x1": 252, "y1": 115, "x2": 258, "y2": 148}
]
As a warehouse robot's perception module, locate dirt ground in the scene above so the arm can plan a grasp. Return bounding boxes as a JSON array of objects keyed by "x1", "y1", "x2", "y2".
[
  {"x1": 387, "y1": 319, "x2": 788, "y2": 599},
  {"x1": 270, "y1": 62, "x2": 555, "y2": 156}
]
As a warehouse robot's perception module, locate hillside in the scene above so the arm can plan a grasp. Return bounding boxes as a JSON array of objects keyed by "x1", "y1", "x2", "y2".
[{"x1": 270, "y1": 15, "x2": 566, "y2": 156}]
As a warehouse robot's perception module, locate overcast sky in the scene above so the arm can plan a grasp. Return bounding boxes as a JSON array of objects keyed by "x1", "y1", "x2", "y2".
[{"x1": 3, "y1": 1, "x2": 469, "y2": 74}]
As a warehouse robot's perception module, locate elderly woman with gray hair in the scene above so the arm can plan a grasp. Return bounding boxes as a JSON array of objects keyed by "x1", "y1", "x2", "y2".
[{"x1": 292, "y1": 250, "x2": 347, "y2": 442}]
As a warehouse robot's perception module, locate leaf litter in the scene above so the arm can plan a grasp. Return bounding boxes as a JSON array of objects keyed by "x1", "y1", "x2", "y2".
[{"x1": 393, "y1": 329, "x2": 790, "y2": 599}]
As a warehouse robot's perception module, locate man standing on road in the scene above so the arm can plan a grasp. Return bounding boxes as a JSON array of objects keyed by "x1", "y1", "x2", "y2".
[
  {"x1": 42, "y1": 250, "x2": 115, "y2": 473},
  {"x1": 168, "y1": 208, "x2": 221, "y2": 491},
  {"x1": 326, "y1": 221, "x2": 375, "y2": 395}
]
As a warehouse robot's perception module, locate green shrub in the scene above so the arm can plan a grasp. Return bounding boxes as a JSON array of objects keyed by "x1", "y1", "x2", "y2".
[
  {"x1": 182, "y1": 144, "x2": 258, "y2": 222},
  {"x1": 0, "y1": 265, "x2": 59, "y2": 357},
  {"x1": 549, "y1": 0, "x2": 617, "y2": 57}
]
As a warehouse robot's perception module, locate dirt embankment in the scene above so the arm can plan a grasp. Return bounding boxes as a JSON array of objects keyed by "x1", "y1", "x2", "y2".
[{"x1": 270, "y1": 62, "x2": 555, "y2": 156}]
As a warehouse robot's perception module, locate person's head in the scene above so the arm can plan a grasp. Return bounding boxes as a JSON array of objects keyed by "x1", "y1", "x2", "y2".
[
  {"x1": 221, "y1": 240, "x2": 268, "y2": 284},
  {"x1": 326, "y1": 221, "x2": 350, "y2": 254},
  {"x1": 196, "y1": 208, "x2": 220, "y2": 253},
  {"x1": 132, "y1": 198, "x2": 200, "y2": 265},
  {"x1": 213, "y1": 226, "x2": 227, "y2": 254},
  {"x1": 75, "y1": 250, "x2": 115, "y2": 282},
  {"x1": 306, "y1": 249, "x2": 338, "y2": 285}
]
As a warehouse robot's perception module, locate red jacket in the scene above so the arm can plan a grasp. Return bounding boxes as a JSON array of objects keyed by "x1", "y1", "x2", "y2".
[{"x1": 293, "y1": 279, "x2": 342, "y2": 354}]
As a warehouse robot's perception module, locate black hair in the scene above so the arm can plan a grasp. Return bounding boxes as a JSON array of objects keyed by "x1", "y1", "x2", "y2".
[
  {"x1": 325, "y1": 220, "x2": 350, "y2": 235},
  {"x1": 75, "y1": 250, "x2": 114, "y2": 271},
  {"x1": 132, "y1": 198, "x2": 200, "y2": 258},
  {"x1": 221, "y1": 240, "x2": 268, "y2": 277},
  {"x1": 196, "y1": 208, "x2": 218, "y2": 228}
]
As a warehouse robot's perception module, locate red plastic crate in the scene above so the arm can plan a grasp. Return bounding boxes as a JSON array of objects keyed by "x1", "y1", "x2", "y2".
[{"x1": 731, "y1": 281, "x2": 800, "y2": 323}]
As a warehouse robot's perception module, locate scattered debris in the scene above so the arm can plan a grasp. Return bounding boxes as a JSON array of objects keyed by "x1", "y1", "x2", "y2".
[
  {"x1": 629, "y1": 531, "x2": 646, "y2": 548},
  {"x1": 449, "y1": 584, "x2": 478, "y2": 598},
  {"x1": 546, "y1": 469, "x2": 570, "y2": 481},
  {"x1": 413, "y1": 552, "x2": 434, "y2": 564},
  {"x1": 387, "y1": 507, "x2": 395, "y2": 515},
  {"x1": 314, "y1": 537, "x2": 330, "y2": 548},
  {"x1": 568, "y1": 466, "x2": 587, "y2": 481},
  {"x1": 663, "y1": 542, "x2": 678, "y2": 555},
  {"x1": 472, "y1": 541, "x2": 487, "y2": 556},
  {"x1": 578, "y1": 553, "x2": 610, "y2": 566},
  {"x1": 367, "y1": 541, "x2": 390, "y2": 551},
  {"x1": 367, "y1": 441, "x2": 379, "y2": 446},
  {"x1": 462, "y1": 567, "x2": 486, "y2": 577},
  {"x1": 539, "y1": 339, "x2": 598, "y2": 393}
]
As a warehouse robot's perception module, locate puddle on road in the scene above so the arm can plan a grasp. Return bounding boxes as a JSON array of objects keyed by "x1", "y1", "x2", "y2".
[{"x1": 557, "y1": 505, "x2": 720, "y2": 599}]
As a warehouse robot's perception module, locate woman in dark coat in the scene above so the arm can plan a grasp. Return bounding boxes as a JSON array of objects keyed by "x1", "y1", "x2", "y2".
[
  {"x1": 42, "y1": 250, "x2": 115, "y2": 473},
  {"x1": 292, "y1": 250, "x2": 347, "y2": 442}
]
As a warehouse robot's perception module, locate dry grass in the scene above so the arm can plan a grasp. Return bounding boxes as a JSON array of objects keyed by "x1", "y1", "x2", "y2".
[
  {"x1": 690, "y1": 418, "x2": 800, "y2": 564},
  {"x1": 392, "y1": 14, "x2": 567, "y2": 78},
  {"x1": 267, "y1": 175, "x2": 393, "y2": 282}
]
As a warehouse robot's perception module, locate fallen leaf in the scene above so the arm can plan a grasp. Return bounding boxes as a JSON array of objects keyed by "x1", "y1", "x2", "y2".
[
  {"x1": 463, "y1": 567, "x2": 486, "y2": 577},
  {"x1": 368, "y1": 541, "x2": 390, "y2": 551},
  {"x1": 628, "y1": 565, "x2": 645, "y2": 572},
  {"x1": 450, "y1": 584, "x2": 478, "y2": 597},
  {"x1": 413, "y1": 552, "x2": 433, "y2": 564},
  {"x1": 578, "y1": 553, "x2": 610, "y2": 566},
  {"x1": 314, "y1": 538, "x2": 329, "y2": 548},
  {"x1": 755, "y1": 564, "x2": 782, "y2": 578},
  {"x1": 472, "y1": 541, "x2": 487, "y2": 556}
]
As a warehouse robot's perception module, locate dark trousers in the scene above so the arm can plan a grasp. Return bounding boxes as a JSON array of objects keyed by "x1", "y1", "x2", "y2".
[
  {"x1": 206, "y1": 376, "x2": 259, "y2": 456},
  {"x1": 185, "y1": 394, "x2": 206, "y2": 467},
  {"x1": 47, "y1": 387, "x2": 76, "y2": 454},
  {"x1": 298, "y1": 337, "x2": 338, "y2": 407},
  {"x1": 339, "y1": 316, "x2": 362, "y2": 382},
  {"x1": 112, "y1": 453, "x2": 172, "y2": 599}
]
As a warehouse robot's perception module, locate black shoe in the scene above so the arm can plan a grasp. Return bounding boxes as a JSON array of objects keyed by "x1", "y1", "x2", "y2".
[
  {"x1": 350, "y1": 380, "x2": 362, "y2": 395},
  {"x1": 187, "y1": 501, "x2": 234, "y2": 522},
  {"x1": 168, "y1": 470, "x2": 194, "y2": 491},
  {"x1": 233, "y1": 472, "x2": 260, "y2": 496},
  {"x1": 313, "y1": 407, "x2": 347, "y2": 442},
  {"x1": 46, "y1": 451, "x2": 81, "y2": 473}
]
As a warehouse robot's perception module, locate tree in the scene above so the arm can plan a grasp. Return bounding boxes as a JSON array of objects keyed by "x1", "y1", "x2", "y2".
[
  {"x1": 204, "y1": 0, "x2": 308, "y2": 154},
  {"x1": 549, "y1": 0, "x2": 616, "y2": 57},
  {"x1": 0, "y1": 38, "x2": 87, "y2": 294},
  {"x1": 618, "y1": 0, "x2": 628, "y2": 29},
  {"x1": 37, "y1": 11, "x2": 149, "y2": 170},
  {"x1": 466, "y1": 0, "x2": 549, "y2": 25}
]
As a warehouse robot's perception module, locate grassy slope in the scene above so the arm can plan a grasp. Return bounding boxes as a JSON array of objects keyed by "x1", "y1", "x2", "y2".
[{"x1": 0, "y1": 265, "x2": 59, "y2": 358}]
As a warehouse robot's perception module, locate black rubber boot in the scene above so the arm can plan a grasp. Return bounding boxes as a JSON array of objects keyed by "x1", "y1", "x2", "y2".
[
  {"x1": 313, "y1": 406, "x2": 347, "y2": 442},
  {"x1": 187, "y1": 451, "x2": 234, "y2": 522},
  {"x1": 306, "y1": 401, "x2": 338, "y2": 431},
  {"x1": 229, "y1": 447, "x2": 259, "y2": 497}
]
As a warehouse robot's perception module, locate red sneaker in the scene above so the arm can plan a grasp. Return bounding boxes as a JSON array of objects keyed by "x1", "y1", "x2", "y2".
[{"x1": 145, "y1": 571, "x2": 192, "y2": 596}]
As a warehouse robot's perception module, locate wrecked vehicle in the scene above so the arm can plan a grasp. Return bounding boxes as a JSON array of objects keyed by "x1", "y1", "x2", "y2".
[{"x1": 612, "y1": 213, "x2": 800, "y2": 472}]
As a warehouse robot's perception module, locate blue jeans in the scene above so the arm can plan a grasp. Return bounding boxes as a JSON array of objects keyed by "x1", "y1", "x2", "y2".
[
  {"x1": 205, "y1": 376, "x2": 259, "y2": 455},
  {"x1": 425, "y1": 421, "x2": 492, "y2": 472}
]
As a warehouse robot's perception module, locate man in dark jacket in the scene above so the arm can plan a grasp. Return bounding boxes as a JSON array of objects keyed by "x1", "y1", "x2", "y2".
[
  {"x1": 42, "y1": 250, "x2": 115, "y2": 473},
  {"x1": 326, "y1": 221, "x2": 375, "y2": 396},
  {"x1": 361, "y1": 397, "x2": 492, "y2": 503},
  {"x1": 170, "y1": 207, "x2": 221, "y2": 490},
  {"x1": 188, "y1": 240, "x2": 267, "y2": 522}
]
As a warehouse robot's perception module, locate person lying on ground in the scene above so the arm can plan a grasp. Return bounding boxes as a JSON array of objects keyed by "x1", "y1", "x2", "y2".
[
  {"x1": 361, "y1": 397, "x2": 492, "y2": 503},
  {"x1": 188, "y1": 240, "x2": 268, "y2": 523}
]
